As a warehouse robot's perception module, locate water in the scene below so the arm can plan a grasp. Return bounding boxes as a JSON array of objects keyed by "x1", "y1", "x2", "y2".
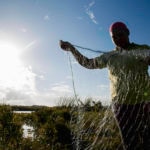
[
  {"x1": 14, "y1": 110, "x2": 33, "y2": 113},
  {"x1": 14, "y1": 111, "x2": 34, "y2": 139},
  {"x1": 22, "y1": 124, "x2": 34, "y2": 139}
]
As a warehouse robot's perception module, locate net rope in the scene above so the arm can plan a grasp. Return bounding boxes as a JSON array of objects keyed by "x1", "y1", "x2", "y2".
[
  {"x1": 72, "y1": 44, "x2": 107, "y2": 54},
  {"x1": 68, "y1": 46, "x2": 150, "y2": 150},
  {"x1": 68, "y1": 52, "x2": 123, "y2": 150}
]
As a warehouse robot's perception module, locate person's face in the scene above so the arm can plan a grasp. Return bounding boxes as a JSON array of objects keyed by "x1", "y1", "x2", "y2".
[{"x1": 110, "y1": 29, "x2": 129, "y2": 49}]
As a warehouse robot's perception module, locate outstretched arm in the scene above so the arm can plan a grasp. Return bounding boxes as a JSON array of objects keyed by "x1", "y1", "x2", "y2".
[{"x1": 60, "y1": 40, "x2": 100, "y2": 69}]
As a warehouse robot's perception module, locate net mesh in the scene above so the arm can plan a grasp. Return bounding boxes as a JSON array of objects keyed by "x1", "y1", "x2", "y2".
[{"x1": 68, "y1": 48, "x2": 150, "y2": 150}]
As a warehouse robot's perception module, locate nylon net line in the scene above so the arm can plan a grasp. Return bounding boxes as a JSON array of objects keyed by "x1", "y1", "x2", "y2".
[{"x1": 67, "y1": 47, "x2": 150, "y2": 150}]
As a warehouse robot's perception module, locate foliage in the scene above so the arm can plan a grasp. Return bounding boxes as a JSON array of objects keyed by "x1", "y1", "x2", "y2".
[
  {"x1": 0, "y1": 105, "x2": 23, "y2": 149},
  {"x1": 0, "y1": 98, "x2": 124, "y2": 149}
]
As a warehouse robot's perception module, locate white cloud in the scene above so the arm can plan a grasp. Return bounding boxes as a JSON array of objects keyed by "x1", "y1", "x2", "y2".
[
  {"x1": 86, "y1": 10, "x2": 98, "y2": 24},
  {"x1": 5, "y1": 88, "x2": 32, "y2": 101},
  {"x1": 0, "y1": 65, "x2": 37, "y2": 105},
  {"x1": 50, "y1": 82, "x2": 72, "y2": 94},
  {"x1": 29, "y1": 83, "x2": 73, "y2": 106},
  {"x1": 0, "y1": 79, "x2": 73, "y2": 106},
  {"x1": 89, "y1": 1, "x2": 95, "y2": 7},
  {"x1": 85, "y1": 0, "x2": 98, "y2": 25}
]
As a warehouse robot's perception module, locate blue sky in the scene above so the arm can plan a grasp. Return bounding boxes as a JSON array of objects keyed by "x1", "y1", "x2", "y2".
[{"x1": 0, "y1": 0, "x2": 150, "y2": 106}]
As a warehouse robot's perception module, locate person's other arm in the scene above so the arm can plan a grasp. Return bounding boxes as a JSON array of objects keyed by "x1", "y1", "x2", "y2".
[{"x1": 60, "y1": 40, "x2": 106, "y2": 69}]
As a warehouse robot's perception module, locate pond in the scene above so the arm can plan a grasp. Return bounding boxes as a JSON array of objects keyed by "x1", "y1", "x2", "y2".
[
  {"x1": 22, "y1": 124, "x2": 34, "y2": 139},
  {"x1": 14, "y1": 111, "x2": 34, "y2": 138},
  {"x1": 13, "y1": 111, "x2": 33, "y2": 113}
]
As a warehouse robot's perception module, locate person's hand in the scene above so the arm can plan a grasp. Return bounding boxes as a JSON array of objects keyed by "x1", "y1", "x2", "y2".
[{"x1": 59, "y1": 40, "x2": 74, "y2": 51}]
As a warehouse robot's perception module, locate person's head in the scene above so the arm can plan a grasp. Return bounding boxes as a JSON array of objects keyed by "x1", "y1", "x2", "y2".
[{"x1": 109, "y1": 22, "x2": 130, "y2": 49}]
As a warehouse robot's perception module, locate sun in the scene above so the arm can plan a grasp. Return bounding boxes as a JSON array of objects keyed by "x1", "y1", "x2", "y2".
[
  {"x1": 0, "y1": 40, "x2": 34, "y2": 90},
  {"x1": 0, "y1": 41, "x2": 21, "y2": 64}
]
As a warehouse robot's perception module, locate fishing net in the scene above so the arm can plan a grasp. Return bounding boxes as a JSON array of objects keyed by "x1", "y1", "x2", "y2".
[{"x1": 68, "y1": 47, "x2": 150, "y2": 150}]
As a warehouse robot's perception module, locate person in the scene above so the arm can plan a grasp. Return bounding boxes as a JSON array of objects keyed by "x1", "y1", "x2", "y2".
[{"x1": 59, "y1": 22, "x2": 150, "y2": 150}]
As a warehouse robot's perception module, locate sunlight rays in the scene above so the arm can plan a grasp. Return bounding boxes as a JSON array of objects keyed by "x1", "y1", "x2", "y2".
[{"x1": 0, "y1": 41, "x2": 36, "y2": 91}]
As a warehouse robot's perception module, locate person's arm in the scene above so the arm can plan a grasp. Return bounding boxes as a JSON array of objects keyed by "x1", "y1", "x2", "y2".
[{"x1": 60, "y1": 40, "x2": 103, "y2": 69}]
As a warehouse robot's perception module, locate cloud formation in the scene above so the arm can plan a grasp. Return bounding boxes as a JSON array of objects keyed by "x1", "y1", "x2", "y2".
[
  {"x1": 85, "y1": 0, "x2": 98, "y2": 24},
  {"x1": 0, "y1": 69, "x2": 73, "y2": 106}
]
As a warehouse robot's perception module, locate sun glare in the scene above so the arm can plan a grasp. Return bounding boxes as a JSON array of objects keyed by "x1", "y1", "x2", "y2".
[
  {"x1": 0, "y1": 41, "x2": 20, "y2": 65},
  {"x1": 0, "y1": 41, "x2": 34, "y2": 90}
]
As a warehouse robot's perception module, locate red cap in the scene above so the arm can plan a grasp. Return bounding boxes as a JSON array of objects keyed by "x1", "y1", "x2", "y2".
[{"x1": 109, "y1": 22, "x2": 129, "y2": 34}]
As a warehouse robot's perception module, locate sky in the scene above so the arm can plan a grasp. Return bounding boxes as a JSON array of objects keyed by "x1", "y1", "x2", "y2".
[{"x1": 0, "y1": 0, "x2": 150, "y2": 106}]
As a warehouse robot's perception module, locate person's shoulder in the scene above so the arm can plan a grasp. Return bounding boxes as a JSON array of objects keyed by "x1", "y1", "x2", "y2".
[{"x1": 129, "y1": 42, "x2": 150, "y2": 50}]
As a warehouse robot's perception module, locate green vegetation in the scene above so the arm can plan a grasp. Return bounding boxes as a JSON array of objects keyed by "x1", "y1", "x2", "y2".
[{"x1": 0, "y1": 98, "x2": 123, "y2": 150}]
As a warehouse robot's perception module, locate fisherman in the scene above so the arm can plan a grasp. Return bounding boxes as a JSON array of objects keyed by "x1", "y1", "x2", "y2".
[{"x1": 60, "y1": 22, "x2": 150, "y2": 150}]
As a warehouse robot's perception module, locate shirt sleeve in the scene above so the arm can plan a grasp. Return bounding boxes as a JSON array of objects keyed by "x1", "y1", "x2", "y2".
[{"x1": 94, "y1": 51, "x2": 115, "y2": 69}]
